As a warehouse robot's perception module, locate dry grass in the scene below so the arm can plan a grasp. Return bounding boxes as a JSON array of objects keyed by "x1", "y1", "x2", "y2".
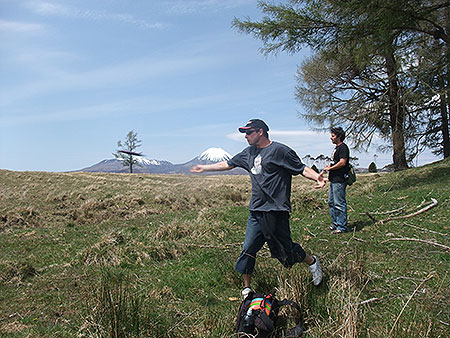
[
  {"x1": 1, "y1": 160, "x2": 449, "y2": 337},
  {"x1": 271, "y1": 253, "x2": 368, "y2": 338},
  {"x1": 0, "y1": 171, "x2": 251, "y2": 232}
]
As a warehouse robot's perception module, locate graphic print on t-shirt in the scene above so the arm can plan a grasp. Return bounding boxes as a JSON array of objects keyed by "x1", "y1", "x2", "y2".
[
  {"x1": 331, "y1": 148, "x2": 336, "y2": 165},
  {"x1": 251, "y1": 154, "x2": 262, "y2": 175}
]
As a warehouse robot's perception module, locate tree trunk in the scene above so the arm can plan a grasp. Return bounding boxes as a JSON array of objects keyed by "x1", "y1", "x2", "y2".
[
  {"x1": 384, "y1": 50, "x2": 409, "y2": 170},
  {"x1": 444, "y1": 6, "x2": 450, "y2": 158},
  {"x1": 440, "y1": 77, "x2": 450, "y2": 158}
]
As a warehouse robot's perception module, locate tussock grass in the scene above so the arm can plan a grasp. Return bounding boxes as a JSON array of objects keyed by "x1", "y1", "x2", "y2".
[
  {"x1": 1, "y1": 159, "x2": 449, "y2": 337},
  {"x1": 79, "y1": 269, "x2": 151, "y2": 338}
]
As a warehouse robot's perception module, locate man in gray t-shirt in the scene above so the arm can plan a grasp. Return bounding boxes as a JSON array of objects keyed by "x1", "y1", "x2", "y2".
[
  {"x1": 228, "y1": 140, "x2": 305, "y2": 212},
  {"x1": 191, "y1": 119, "x2": 325, "y2": 299}
]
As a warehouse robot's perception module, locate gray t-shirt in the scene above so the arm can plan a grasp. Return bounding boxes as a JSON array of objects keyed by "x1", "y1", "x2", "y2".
[{"x1": 227, "y1": 141, "x2": 305, "y2": 212}]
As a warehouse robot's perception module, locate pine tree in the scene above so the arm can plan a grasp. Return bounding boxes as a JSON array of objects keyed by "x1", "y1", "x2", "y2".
[
  {"x1": 233, "y1": 0, "x2": 450, "y2": 168},
  {"x1": 113, "y1": 131, "x2": 142, "y2": 173}
]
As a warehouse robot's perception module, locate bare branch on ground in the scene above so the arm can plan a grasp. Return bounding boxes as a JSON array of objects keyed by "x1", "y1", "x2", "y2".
[
  {"x1": 382, "y1": 237, "x2": 450, "y2": 251},
  {"x1": 365, "y1": 198, "x2": 438, "y2": 224}
]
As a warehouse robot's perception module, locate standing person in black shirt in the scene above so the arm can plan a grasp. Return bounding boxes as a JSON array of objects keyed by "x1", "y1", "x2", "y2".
[
  {"x1": 324, "y1": 127, "x2": 350, "y2": 234},
  {"x1": 190, "y1": 119, "x2": 325, "y2": 299}
]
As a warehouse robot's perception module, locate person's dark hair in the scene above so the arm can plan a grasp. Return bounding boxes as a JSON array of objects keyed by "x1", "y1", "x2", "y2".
[{"x1": 330, "y1": 126, "x2": 346, "y2": 141}]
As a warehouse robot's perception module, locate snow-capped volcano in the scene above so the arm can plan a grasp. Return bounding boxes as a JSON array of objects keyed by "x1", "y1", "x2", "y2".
[
  {"x1": 78, "y1": 147, "x2": 246, "y2": 174},
  {"x1": 198, "y1": 147, "x2": 232, "y2": 162},
  {"x1": 119, "y1": 156, "x2": 163, "y2": 166}
]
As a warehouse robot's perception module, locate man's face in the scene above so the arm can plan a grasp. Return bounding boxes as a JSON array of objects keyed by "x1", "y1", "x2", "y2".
[
  {"x1": 330, "y1": 133, "x2": 340, "y2": 145},
  {"x1": 245, "y1": 128, "x2": 262, "y2": 146}
]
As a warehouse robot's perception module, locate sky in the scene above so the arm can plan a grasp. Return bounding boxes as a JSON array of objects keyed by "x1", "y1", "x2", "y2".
[{"x1": 0, "y1": 0, "x2": 442, "y2": 172}]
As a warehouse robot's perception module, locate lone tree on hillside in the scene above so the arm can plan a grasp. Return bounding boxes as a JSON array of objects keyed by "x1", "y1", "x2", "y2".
[{"x1": 113, "y1": 130, "x2": 142, "y2": 173}]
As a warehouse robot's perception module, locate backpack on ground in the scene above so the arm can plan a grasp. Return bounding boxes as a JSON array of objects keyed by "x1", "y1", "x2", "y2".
[
  {"x1": 345, "y1": 164, "x2": 356, "y2": 186},
  {"x1": 236, "y1": 291, "x2": 303, "y2": 338}
]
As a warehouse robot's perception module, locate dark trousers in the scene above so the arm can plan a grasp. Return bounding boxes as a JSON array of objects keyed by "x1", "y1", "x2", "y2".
[{"x1": 235, "y1": 211, "x2": 306, "y2": 274}]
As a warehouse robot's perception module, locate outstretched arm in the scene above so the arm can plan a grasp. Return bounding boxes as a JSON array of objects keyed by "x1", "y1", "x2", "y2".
[
  {"x1": 190, "y1": 160, "x2": 234, "y2": 173},
  {"x1": 301, "y1": 166, "x2": 327, "y2": 189}
]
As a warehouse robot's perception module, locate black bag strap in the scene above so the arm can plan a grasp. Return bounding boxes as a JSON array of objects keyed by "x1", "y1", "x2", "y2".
[
  {"x1": 274, "y1": 299, "x2": 304, "y2": 337},
  {"x1": 276, "y1": 299, "x2": 301, "y2": 313}
]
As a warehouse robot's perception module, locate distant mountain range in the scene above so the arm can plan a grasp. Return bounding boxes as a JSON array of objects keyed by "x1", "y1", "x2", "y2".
[
  {"x1": 78, "y1": 147, "x2": 247, "y2": 175},
  {"x1": 78, "y1": 147, "x2": 381, "y2": 174}
]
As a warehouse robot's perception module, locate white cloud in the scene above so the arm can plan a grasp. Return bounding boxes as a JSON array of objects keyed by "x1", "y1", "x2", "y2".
[
  {"x1": 166, "y1": 0, "x2": 254, "y2": 14},
  {"x1": 14, "y1": 49, "x2": 76, "y2": 64},
  {"x1": 25, "y1": 1, "x2": 166, "y2": 30},
  {"x1": 0, "y1": 101, "x2": 125, "y2": 125},
  {"x1": 26, "y1": 1, "x2": 68, "y2": 15},
  {"x1": 0, "y1": 19, "x2": 44, "y2": 33},
  {"x1": 0, "y1": 92, "x2": 231, "y2": 126},
  {"x1": 226, "y1": 129, "x2": 328, "y2": 141},
  {"x1": 0, "y1": 54, "x2": 218, "y2": 106}
]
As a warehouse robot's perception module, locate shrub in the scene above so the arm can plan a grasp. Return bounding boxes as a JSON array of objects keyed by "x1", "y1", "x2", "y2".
[{"x1": 368, "y1": 162, "x2": 377, "y2": 173}]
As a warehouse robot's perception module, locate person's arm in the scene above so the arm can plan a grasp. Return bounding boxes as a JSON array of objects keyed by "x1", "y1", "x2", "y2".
[
  {"x1": 301, "y1": 166, "x2": 326, "y2": 189},
  {"x1": 324, "y1": 158, "x2": 347, "y2": 171},
  {"x1": 190, "y1": 160, "x2": 234, "y2": 173}
]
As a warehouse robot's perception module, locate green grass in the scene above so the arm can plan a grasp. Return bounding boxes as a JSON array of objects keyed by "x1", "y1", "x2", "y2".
[{"x1": 1, "y1": 159, "x2": 449, "y2": 337}]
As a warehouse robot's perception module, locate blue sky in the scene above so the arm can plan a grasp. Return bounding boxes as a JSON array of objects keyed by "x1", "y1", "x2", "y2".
[{"x1": 0, "y1": 0, "x2": 440, "y2": 172}]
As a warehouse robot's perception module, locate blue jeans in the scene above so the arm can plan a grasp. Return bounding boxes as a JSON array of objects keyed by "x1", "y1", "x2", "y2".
[
  {"x1": 328, "y1": 182, "x2": 349, "y2": 231},
  {"x1": 234, "y1": 211, "x2": 306, "y2": 275}
]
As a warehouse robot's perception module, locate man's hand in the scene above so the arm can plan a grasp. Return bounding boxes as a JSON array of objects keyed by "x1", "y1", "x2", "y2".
[
  {"x1": 302, "y1": 166, "x2": 328, "y2": 188},
  {"x1": 314, "y1": 170, "x2": 327, "y2": 189},
  {"x1": 190, "y1": 165, "x2": 205, "y2": 173}
]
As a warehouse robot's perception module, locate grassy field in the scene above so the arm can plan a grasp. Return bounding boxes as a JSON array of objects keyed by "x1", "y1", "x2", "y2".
[{"x1": 1, "y1": 158, "x2": 449, "y2": 337}]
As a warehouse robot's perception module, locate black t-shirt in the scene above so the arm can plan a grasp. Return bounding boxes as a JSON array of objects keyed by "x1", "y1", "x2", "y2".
[
  {"x1": 329, "y1": 143, "x2": 350, "y2": 183},
  {"x1": 227, "y1": 141, "x2": 305, "y2": 212}
]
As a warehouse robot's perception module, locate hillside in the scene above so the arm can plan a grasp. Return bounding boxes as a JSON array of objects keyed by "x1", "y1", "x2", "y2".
[{"x1": 0, "y1": 159, "x2": 449, "y2": 337}]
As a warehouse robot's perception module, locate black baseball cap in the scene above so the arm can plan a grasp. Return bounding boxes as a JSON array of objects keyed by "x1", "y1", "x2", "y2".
[{"x1": 238, "y1": 119, "x2": 269, "y2": 133}]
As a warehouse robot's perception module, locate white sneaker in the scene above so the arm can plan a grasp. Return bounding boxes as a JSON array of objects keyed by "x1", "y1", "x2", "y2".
[
  {"x1": 241, "y1": 287, "x2": 252, "y2": 300},
  {"x1": 309, "y1": 255, "x2": 323, "y2": 286}
]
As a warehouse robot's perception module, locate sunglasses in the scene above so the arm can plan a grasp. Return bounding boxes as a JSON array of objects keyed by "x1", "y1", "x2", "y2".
[{"x1": 245, "y1": 129, "x2": 258, "y2": 135}]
